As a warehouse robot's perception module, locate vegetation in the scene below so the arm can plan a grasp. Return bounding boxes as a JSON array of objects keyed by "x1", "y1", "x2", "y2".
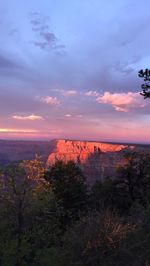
[
  {"x1": 139, "y1": 68, "x2": 150, "y2": 98},
  {"x1": 0, "y1": 153, "x2": 150, "y2": 265},
  {"x1": 45, "y1": 160, "x2": 88, "y2": 229}
]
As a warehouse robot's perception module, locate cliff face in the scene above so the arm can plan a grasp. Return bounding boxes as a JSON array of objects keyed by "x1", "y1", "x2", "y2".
[{"x1": 47, "y1": 140, "x2": 136, "y2": 185}]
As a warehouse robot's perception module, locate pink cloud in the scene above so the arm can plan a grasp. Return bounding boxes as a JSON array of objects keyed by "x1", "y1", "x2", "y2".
[
  {"x1": 40, "y1": 96, "x2": 60, "y2": 105},
  {"x1": 64, "y1": 114, "x2": 82, "y2": 118},
  {"x1": 85, "y1": 90, "x2": 99, "y2": 97},
  {"x1": 12, "y1": 114, "x2": 44, "y2": 120},
  {"x1": 65, "y1": 114, "x2": 72, "y2": 117},
  {"x1": 96, "y1": 91, "x2": 146, "y2": 112}
]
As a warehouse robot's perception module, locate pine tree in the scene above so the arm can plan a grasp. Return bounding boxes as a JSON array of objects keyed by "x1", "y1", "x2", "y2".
[{"x1": 138, "y1": 68, "x2": 150, "y2": 98}]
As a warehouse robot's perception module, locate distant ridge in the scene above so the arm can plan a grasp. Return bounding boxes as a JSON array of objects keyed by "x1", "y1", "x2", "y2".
[
  {"x1": 0, "y1": 140, "x2": 54, "y2": 165},
  {"x1": 0, "y1": 139, "x2": 150, "y2": 182}
]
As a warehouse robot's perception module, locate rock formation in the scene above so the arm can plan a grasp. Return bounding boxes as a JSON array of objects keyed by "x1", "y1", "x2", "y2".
[{"x1": 47, "y1": 139, "x2": 136, "y2": 185}]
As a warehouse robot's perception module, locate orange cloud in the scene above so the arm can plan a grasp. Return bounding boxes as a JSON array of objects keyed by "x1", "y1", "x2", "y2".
[
  {"x1": 96, "y1": 91, "x2": 146, "y2": 112},
  {"x1": 12, "y1": 114, "x2": 44, "y2": 120}
]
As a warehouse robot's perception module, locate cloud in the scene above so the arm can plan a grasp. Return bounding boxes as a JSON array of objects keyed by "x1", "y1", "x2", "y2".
[
  {"x1": 0, "y1": 54, "x2": 20, "y2": 70},
  {"x1": 96, "y1": 91, "x2": 146, "y2": 112},
  {"x1": 0, "y1": 52, "x2": 31, "y2": 81},
  {"x1": 85, "y1": 90, "x2": 99, "y2": 97},
  {"x1": 40, "y1": 96, "x2": 60, "y2": 105},
  {"x1": 34, "y1": 42, "x2": 47, "y2": 49},
  {"x1": 53, "y1": 88, "x2": 77, "y2": 96},
  {"x1": 65, "y1": 114, "x2": 72, "y2": 117},
  {"x1": 30, "y1": 13, "x2": 65, "y2": 50},
  {"x1": 33, "y1": 32, "x2": 57, "y2": 50},
  {"x1": 12, "y1": 114, "x2": 44, "y2": 121},
  {"x1": 113, "y1": 62, "x2": 134, "y2": 75},
  {"x1": 63, "y1": 90, "x2": 77, "y2": 96},
  {"x1": 0, "y1": 128, "x2": 38, "y2": 133},
  {"x1": 64, "y1": 114, "x2": 82, "y2": 118}
]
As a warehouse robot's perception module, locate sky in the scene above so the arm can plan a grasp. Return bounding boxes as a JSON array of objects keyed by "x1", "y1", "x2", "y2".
[{"x1": 0, "y1": 0, "x2": 150, "y2": 143}]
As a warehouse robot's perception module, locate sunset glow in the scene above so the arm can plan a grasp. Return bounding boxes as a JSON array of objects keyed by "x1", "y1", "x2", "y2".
[
  {"x1": 0, "y1": 0, "x2": 150, "y2": 143},
  {"x1": 0, "y1": 129, "x2": 38, "y2": 133}
]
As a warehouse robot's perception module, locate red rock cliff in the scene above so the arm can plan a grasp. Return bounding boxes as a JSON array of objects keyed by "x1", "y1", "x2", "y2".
[{"x1": 47, "y1": 140, "x2": 136, "y2": 184}]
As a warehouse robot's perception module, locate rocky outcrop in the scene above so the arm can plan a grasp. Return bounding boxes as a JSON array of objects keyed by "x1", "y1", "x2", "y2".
[{"x1": 47, "y1": 139, "x2": 136, "y2": 185}]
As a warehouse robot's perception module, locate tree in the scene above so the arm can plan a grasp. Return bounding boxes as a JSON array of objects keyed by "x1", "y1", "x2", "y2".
[
  {"x1": 90, "y1": 178, "x2": 131, "y2": 214},
  {"x1": 45, "y1": 160, "x2": 88, "y2": 228},
  {"x1": 0, "y1": 160, "x2": 61, "y2": 266},
  {"x1": 138, "y1": 68, "x2": 150, "y2": 98},
  {"x1": 20, "y1": 154, "x2": 46, "y2": 192},
  {"x1": 0, "y1": 163, "x2": 35, "y2": 266},
  {"x1": 117, "y1": 152, "x2": 150, "y2": 207}
]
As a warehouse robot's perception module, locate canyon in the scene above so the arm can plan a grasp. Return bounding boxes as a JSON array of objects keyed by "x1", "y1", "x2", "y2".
[
  {"x1": 0, "y1": 139, "x2": 150, "y2": 185},
  {"x1": 0, "y1": 140, "x2": 54, "y2": 165},
  {"x1": 47, "y1": 139, "x2": 150, "y2": 184}
]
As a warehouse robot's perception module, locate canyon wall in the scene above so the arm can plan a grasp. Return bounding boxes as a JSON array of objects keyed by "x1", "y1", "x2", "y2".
[{"x1": 47, "y1": 140, "x2": 137, "y2": 185}]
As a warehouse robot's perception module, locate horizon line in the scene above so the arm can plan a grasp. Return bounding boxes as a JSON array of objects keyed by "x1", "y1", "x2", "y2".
[{"x1": 0, "y1": 138, "x2": 150, "y2": 146}]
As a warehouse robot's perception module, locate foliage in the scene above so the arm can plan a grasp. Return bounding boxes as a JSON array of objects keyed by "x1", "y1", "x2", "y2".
[
  {"x1": 117, "y1": 152, "x2": 150, "y2": 206},
  {"x1": 138, "y1": 68, "x2": 150, "y2": 98},
  {"x1": 90, "y1": 178, "x2": 131, "y2": 214},
  {"x1": 20, "y1": 154, "x2": 46, "y2": 191},
  {"x1": 0, "y1": 161, "x2": 61, "y2": 266},
  {"x1": 60, "y1": 210, "x2": 135, "y2": 266},
  {"x1": 45, "y1": 160, "x2": 88, "y2": 227},
  {"x1": 1, "y1": 154, "x2": 150, "y2": 265}
]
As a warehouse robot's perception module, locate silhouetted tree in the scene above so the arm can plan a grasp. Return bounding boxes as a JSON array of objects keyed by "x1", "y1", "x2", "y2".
[{"x1": 138, "y1": 69, "x2": 150, "y2": 98}]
